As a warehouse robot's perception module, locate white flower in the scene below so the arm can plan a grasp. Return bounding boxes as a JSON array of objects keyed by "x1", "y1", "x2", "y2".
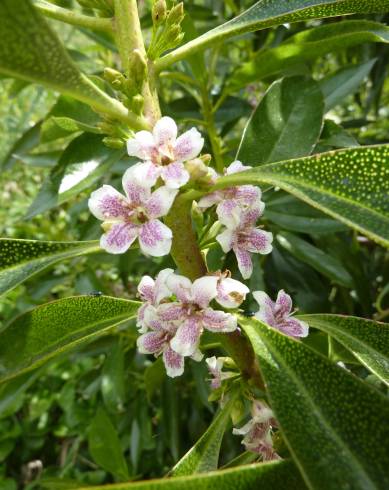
[
  {"x1": 253, "y1": 290, "x2": 309, "y2": 338},
  {"x1": 88, "y1": 166, "x2": 177, "y2": 256},
  {"x1": 126, "y1": 116, "x2": 204, "y2": 188}
]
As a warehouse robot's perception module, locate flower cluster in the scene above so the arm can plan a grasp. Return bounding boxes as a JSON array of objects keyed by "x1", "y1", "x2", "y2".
[
  {"x1": 233, "y1": 400, "x2": 280, "y2": 461},
  {"x1": 198, "y1": 161, "x2": 273, "y2": 279},
  {"x1": 136, "y1": 269, "x2": 249, "y2": 377},
  {"x1": 89, "y1": 117, "x2": 204, "y2": 255}
]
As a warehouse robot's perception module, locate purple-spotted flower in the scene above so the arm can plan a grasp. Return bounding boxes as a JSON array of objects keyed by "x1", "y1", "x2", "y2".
[
  {"x1": 198, "y1": 161, "x2": 260, "y2": 212},
  {"x1": 135, "y1": 270, "x2": 249, "y2": 377},
  {"x1": 233, "y1": 400, "x2": 280, "y2": 461},
  {"x1": 206, "y1": 356, "x2": 233, "y2": 389},
  {"x1": 88, "y1": 167, "x2": 177, "y2": 256},
  {"x1": 253, "y1": 289, "x2": 309, "y2": 338},
  {"x1": 216, "y1": 203, "x2": 273, "y2": 279},
  {"x1": 126, "y1": 116, "x2": 204, "y2": 189}
]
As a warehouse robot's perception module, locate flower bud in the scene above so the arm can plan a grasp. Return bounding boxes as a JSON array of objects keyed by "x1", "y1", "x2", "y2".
[
  {"x1": 165, "y1": 24, "x2": 182, "y2": 45},
  {"x1": 152, "y1": 0, "x2": 167, "y2": 25},
  {"x1": 166, "y1": 2, "x2": 184, "y2": 26},
  {"x1": 128, "y1": 49, "x2": 148, "y2": 92},
  {"x1": 131, "y1": 94, "x2": 144, "y2": 115},
  {"x1": 97, "y1": 121, "x2": 115, "y2": 135},
  {"x1": 186, "y1": 158, "x2": 209, "y2": 180},
  {"x1": 104, "y1": 67, "x2": 125, "y2": 90},
  {"x1": 102, "y1": 137, "x2": 124, "y2": 149}
]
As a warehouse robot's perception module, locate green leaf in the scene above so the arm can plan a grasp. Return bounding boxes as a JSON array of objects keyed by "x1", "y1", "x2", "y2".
[
  {"x1": 302, "y1": 314, "x2": 389, "y2": 385},
  {"x1": 156, "y1": 0, "x2": 389, "y2": 70},
  {"x1": 240, "y1": 316, "x2": 389, "y2": 490},
  {"x1": 26, "y1": 133, "x2": 125, "y2": 218},
  {"x1": 228, "y1": 20, "x2": 389, "y2": 92},
  {"x1": 276, "y1": 232, "x2": 354, "y2": 287},
  {"x1": 0, "y1": 120, "x2": 42, "y2": 170},
  {"x1": 215, "y1": 145, "x2": 389, "y2": 248},
  {"x1": 237, "y1": 76, "x2": 324, "y2": 165},
  {"x1": 88, "y1": 407, "x2": 129, "y2": 481},
  {"x1": 0, "y1": 238, "x2": 100, "y2": 297},
  {"x1": 76, "y1": 460, "x2": 305, "y2": 490},
  {"x1": 0, "y1": 0, "x2": 145, "y2": 128},
  {"x1": 102, "y1": 339, "x2": 126, "y2": 413},
  {"x1": 0, "y1": 295, "x2": 140, "y2": 384},
  {"x1": 171, "y1": 391, "x2": 238, "y2": 476},
  {"x1": 320, "y1": 59, "x2": 377, "y2": 111}
]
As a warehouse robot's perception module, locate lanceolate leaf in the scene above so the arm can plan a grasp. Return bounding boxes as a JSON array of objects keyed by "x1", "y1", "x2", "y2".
[
  {"x1": 302, "y1": 314, "x2": 389, "y2": 385},
  {"x1": 156, "y1": 0, "x2": 389, "y2": 70},
  {"x1": 0, "y1": 0, "x2": 145, "y2": 128},
  {"x1": 171, "y1": 391, "x2": 238, "y2": 476},
  {"x1": 240, "y1": 316, "x2": 389, "y2": 490},
  {"x1": 228, "y1": 20, "x2": 389, "y2": 92},
  {"x1": 77, "y1": 460, "x2": 305, "y2": 490},
  {"x1": 237, "y1": 76, "x2": 324, "y2": 165},
  {"x1": 26, "y1": 133, "x2": 125, "y2": 218},
  {"x1": 0, "y1": 296, "x2": 140, "y2": 384},
  {"x1": 0, "y1": 239, "x2": 100, "y2": 296},
  {"x1": 215, "y1": 145, "x2": 389, "y2": 248}
]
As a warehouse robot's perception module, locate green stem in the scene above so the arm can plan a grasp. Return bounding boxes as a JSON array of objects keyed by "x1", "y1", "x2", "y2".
[
  {"x1": 35, "y1": 0, "x2": 113, "y2": 32},
  {"x1": 113, "y1": 0, "x2": 161, "y2": 124}
]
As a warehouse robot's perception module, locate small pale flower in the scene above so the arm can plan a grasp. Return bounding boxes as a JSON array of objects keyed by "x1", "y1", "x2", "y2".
[
  {"x1": 253, "y1": 289, "x2": 309, "y2": 338},
  {"x1": 205, "y1": 356, "x2": 232, "y2": 389},
  {"x1": 233, "y1": 400, "x2": 280, "y2": 461},
  {"x1": 126, "y1": 116, "x2": 204, "y2": 188},
  {"x1": 88, "y1": 167, "x2": 177, "y2": 257},
  {"x1": 216, "y1": 203, "x2": 273, "y2": 279},
  {"x1": 198, "y1": 161, "x2": 260, "y2": 211},
  {"x1": 215, "y1": 272, "x2": 250, "y2": 308}
]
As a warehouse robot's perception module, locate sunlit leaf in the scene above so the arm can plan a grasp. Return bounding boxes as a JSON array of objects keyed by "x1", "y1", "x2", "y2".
[
  {"x1": 0, "y1": 295, "x2": 140, "y2": 383},
  {"x1": 240, "y1": 316, "x2": 389, "y2": 490},
  {"x1": 215, "y1": 145, "x2": 389, "y2": 248},
  {"x1": 0, "y1": 238, "x2": 100, "y2": 297},
  {"x1": 303, "y1": 314, "x2": 389, "y2": 385}
]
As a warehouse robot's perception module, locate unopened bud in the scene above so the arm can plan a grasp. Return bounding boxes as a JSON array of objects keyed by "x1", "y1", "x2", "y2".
[
  {"x1": 165, "y1": 24, "x2": 182, "y2": 44},
  {"x1": 152, "y1": 0, "x2": 167, "y2": 25},
  {"x1": 129, "y1": 49, "x2": 148, "y2": 92},
  {"x1": 166, "y1": 2, "x2": 184, "y2": 26},
  {"x1": 97, "y1": 121, "x2": 115, "y2": 135},
  {"x1": 103, "y1": 137, "x2": 124, "y2": 149},
  {"x1": 104, "y1": 67, "x2": 125, "y2": 90},
  {"x1": 185, "y1": 158, "x2": 209, "y2": 180},
  {"x1": 200, "y1": 153, "x2": 212, "y2": 165}
]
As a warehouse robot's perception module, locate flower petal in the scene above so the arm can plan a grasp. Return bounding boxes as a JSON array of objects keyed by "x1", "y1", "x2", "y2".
[
  {"x1": 138, "y1": 219, "x2": 172, "y2": 257},
  {"x1": 191, "y1": 349, "x2": 204, "y2": 362},
  {"x1": 244, "y1": 228, "x2": 273, "y2": 255},
  {"x1": 137, "y1": 331, "x2": 166, "y2": 354},
  {"x1": 201, "y1": 308, "x2": 237, "y2": 333},
  {"x1": 275, "y1": 290, "x2": 293, "y2": 317},
  {"x1": 216, "y1": 277, "x2": 250, "y2": 308},
  {"x1": 170, "y1": 317, "x2": 202, "y2": 356},
  {"x1": 160, "y1": 161, "x2": 190, "y2": 188},
  {"x1": 153, "y1": 116, "x2": 177, "y2": 148},
  {"x1": 225, "y1": 160, "x2": 252, "y2": 175},
  {"x1": 281, "y1": 318, "x2": 309, "y2": 338},
  {"x1": 123, "y1": 162, "x2": 159, "y2": 195},
  {"x1": 153, "y1": 268, "x2": 175, "y2": 304},
  {"x1": 253, "y1": 291, "x2": 276, "y2": 326},
  {"x1": 197, "y1": 191, "x2": 223, "y2": 210},
  {"x1": 127, "y1": 131, "x2": 155, "y2": 160},
  {"x1": 163, "y1": 346, "x2": 184, "y2": 378},
  {"x1": 88, "y1": 185, "x2": 129, "y2": 221},
  {"x1": 234, "y1": 246, "x2": 253, "y2": 279},
  {"x1": 216, "y1": 200, "x2": 242, "y2": 228},
  {"x1": 157, "y1": 302, "x2": 186, "y2": 322},
  {"x1": 174, "y1": 127, "x2": 204, "y2": 162},
  {"x1": 216, "y1": 229, "x2": 234, "y2": 253},
  {"x1": 137, "y1": 275, "x2": 155, "y2": 302},
  {"x1": 166, "y1": 273, "x2": 193, "y2": 303},
  {"x1": 100, "y1": 222, "x2": 138, "y2": 254},
  {"x1": 234, "y1": 185, "x2": 263, "y2": 208},
  {"x1": 145, "y1": 186, "x2": 178, "y2": 218},
  {"x1": 192, "y1": 276, "x2": 218, "y2": 308}
]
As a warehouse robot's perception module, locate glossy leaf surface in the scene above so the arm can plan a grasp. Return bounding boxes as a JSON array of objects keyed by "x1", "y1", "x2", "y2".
[
  {"x1": 216, "y1": 145, "x2": 389, "y2": 248},
  {"x1": 0, "y1": 296, "x2": 140, "y2": 383},
  {"x1": 303, "y1": 314, "x2": 389, "y2": 385},
  {"x1": 0, "y1": 239, "x2": 100, "y2": 296},
  {"x1": 240, "y1": 316, "x2": 389, "y2": 489}
]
